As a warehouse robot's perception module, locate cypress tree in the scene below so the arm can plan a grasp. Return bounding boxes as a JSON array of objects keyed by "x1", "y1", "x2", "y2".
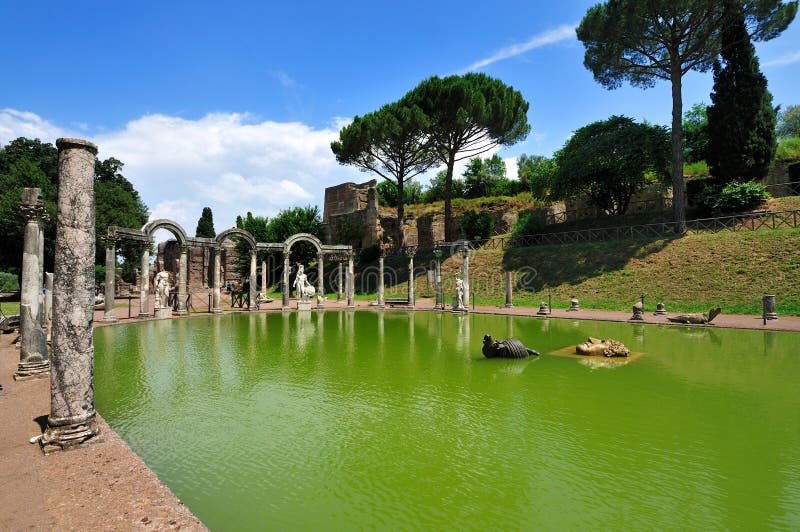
[
  {"x1": 706, "y1": 0, "x2": 777, "y2": 184},
  {"x1": 195, "y1": 207, "x2": 216, "y2": 238}
]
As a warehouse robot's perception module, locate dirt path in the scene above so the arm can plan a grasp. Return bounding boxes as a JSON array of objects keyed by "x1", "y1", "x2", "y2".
[{"x1": 2, "y1": 299, "x2": 798, "y2": 529}]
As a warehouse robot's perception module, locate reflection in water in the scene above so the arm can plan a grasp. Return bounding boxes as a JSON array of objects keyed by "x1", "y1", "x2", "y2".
[{"x1": 93, "y1": 312, "x2": 800, "y2": 531}]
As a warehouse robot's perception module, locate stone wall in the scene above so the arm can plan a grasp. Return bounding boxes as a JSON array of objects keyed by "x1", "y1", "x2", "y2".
[
  {"x1": 155, "y1": 240, "x2": 241, "y2": 288},
  {"x1": 763, "y1": 159, "x2": 800, "y2": 197},
  {"x1": 323, "y1": 179, "x2": 377, "y2": 222}
]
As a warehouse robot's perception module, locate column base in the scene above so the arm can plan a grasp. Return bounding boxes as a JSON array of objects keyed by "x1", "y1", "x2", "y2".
[
  {"x1": 154, "y1": 308, "x2": 173, "y2": 319},
  {"x1": 137, "y1": 313, "x2": 152, "y2": 319},
  {"x1": 40, "y1": 418, "x2": 101, "y2": 454},
  {"x1": 211, "y1": 308, "x2": 223, "y2": 314},
  {"x1": 248, "y1": 306, "x2": 258, "y2": 312},
  {"x1": 14, "y1": 360, "x2": 50, "y2": 381},
  {"x1": 174, "y1": 309, "x2": 188, "y2": 316},
  {"x1": 505, "y1": 304, "x2": 514, "y2": 308},
  {"x1": 765, "y1": 312, "x2": 778, "y2": 320},
  {"x1": 102, "y1": 315, "x2": 118, "y2": 323}
]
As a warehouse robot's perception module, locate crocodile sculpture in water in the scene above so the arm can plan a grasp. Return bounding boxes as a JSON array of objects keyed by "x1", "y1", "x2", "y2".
[
  {"x1": 482, "y1": 335, "x2": 539, "y2": 359},
  {"x1": 667, "y1": 307, "x2": 721, "y2": 325}
]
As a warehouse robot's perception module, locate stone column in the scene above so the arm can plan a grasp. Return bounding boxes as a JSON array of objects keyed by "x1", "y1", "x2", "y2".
[
  {"x1": 175, "y1": 244, "x2": 189, "y2": 315},
  {"x1": 461, "y1": 244, "x2": 470, "y2": 313},
  {"x1": 103, "y1": 236, "x2": 117, "y2": 322},
  {"x1": 505, "y1": 270, "x2": 513, "y2": 308},
  {"x1": 377, "y1": 256, "x2": 385, "y2": 309},
  {"x1": 433, "y1": 249, "x2": 443, "y2": 310},
  {"x1": 138, "y1": 245, "x2": 150, "y2": 317},
  {"x1": 249, "y1": 250, "x2": 257, "y2": 311},
  {"x1": 316, "y1": 252, "x2": 325, "y2": 309},
  {"x1": 407, "y1": 249, "x2": 415, "y2": 308},
  {"x1": 337, "y1": 262, "x2": 343, "y2": 301},
  {"x1": 41, "y1": 137, "x2": 100, "y2": 452},
  {"x1": 38, "y1": 226, "x2": 45, "y2": 322},
  {"x1": 15, "y1": 188, "x2": 49, "y2": 380},
  {"x1": 282, "y1": 252, "x2": 290, "y2": 309},
  {"x1": 261, "y1": 260, "x2": 267, "y2": 297},
  {"x1": 45, "y1": 272, "x2": 53, "y2": 340},
  {"x1": 347, "y1": 253, "x2": 355, "y2": 308},
  {"x1": 212, "y1": 247, "x2": 222, "y2": 313}
]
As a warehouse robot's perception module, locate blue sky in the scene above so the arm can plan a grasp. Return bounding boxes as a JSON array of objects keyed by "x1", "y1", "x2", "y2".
[{"x1": 1, "y1": 0, "x2": 798, "y2": 233}]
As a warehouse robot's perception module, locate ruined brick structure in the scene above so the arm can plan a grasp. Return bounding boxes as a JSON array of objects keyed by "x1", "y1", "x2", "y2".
[{"x1": 155, "y1": 240, "x2": 241, "y2": 288}]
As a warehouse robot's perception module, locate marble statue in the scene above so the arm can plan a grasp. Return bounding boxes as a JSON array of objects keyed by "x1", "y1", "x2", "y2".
[
  {"x1": 154, "y1": 271, "x2": 170, "y2": 309},
  {"x1": 667, "y1": 307, "x2": 721, "y2": 325},
  {"x1": 576, "y1": 337, "x2": 630, "y2": 357},
  {"x1": 482, "y1": 335, "x2": 539, "y2": 358},
  {"x1": 294, "y1": 264, "x2": 315, "y2": 301},
  {"x1": 455, "y1": 277, "x2": 465, "y2": 309}
]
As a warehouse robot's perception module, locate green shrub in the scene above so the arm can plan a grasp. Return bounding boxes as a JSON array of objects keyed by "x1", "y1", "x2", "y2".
[
  {"x1": 776, "y1": 137, "x2": 800, "y2": 161},
  {"x1": 461, "y1": 211, "x2": 495, "y2": 241},
  {"x1": 95, "y1": 265, "x2": 105, "y2": 286},
  {"x1": 510, "y1": 213, "x2": 546, "y2": 246},
  {"x1": 358, "y1": 243, "x2": 381, "y2": 265},
  {"x1": 0, "y1": 271, "x2": 19, "y2": 292},
  {"x1": 683, "y1": 160, "x2": 709, "y2": 177},
  {"x1": 698, "y1": 180, "x2": 771, "y2": 214}
]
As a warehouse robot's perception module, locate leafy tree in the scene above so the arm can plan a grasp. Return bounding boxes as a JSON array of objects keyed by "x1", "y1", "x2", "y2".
[
  {"x1": 463, "y1": 154, "x2": 511, "y2": 198},
  {"x1": 376, "y1": 179, "x2": 423, "y2": 207},
  {"x1": 331, "y1": 101, "x2": 436, "y2": 249},
  {"x1": 461, "y1": 210, "x2": 495, "y2": 240},
  {"x1": 405, "y1": 72, "x2": 530, "y2": 240},
  {"x1": 517, "y1": 154, "x2": 558, "y2": 200},
  {"x1": 552, "y1": 116, "x2": 670, "y2": 215},
  {"x1": 422, "y1": 170, "x2": 465, "y2": 203},
  {"x1": 683, "y1": 103, "x2": 710, "y2": 163},
  {"x1": 195, "y1": 207, "x2": 216, "y2": 238},
  {"x1": 776, "y1": 104, "x2": 800, "y2": 139},
  {"x1": 707, "y1": 0, "x2": 777, "y2": 183},
  {"x1": 577, "y1": 0, "x2": 797, "y2": 230}
]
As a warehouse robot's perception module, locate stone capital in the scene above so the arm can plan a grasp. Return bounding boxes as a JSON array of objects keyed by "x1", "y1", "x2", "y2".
[
  {"x1": 56, "y1": 137, "x2": 98, "y2": 154},
  {"x1": 20, "y1": 188, "x2": 47, "y2": 222}
]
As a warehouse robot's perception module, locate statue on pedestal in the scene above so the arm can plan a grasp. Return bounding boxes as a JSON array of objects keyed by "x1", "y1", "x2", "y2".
[
  {"x1": 293, "y1": 264, "x2": 315, "y2": 301},
  {"x1": 154, "y1": 271, "x2": 170, "y2": 309}
]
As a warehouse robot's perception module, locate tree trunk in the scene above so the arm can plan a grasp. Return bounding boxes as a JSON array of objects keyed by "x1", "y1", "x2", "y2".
[
  {"x1": 444, "y1": 152, "x2": 456, "y2": 242},
  {"x1": 670, "y1": 64, "x2": 687, "y2": 233},
  {"x1": 396, "y1": 179, "x2": 405, "y2": 251}
]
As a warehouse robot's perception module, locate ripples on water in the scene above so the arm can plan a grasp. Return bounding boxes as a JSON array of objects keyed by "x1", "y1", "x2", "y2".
[{"x1": 94, "y1": 312, "x2": 800, "y2": 530}]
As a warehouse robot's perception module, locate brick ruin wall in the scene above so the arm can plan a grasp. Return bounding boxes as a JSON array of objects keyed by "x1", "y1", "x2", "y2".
[{"x1": 155, "y1": 240, "x2": 241, "y2": 288}]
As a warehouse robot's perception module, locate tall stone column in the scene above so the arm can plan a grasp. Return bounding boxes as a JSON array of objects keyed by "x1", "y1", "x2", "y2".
[
  {"x1": 138, "y1": 245, "x2": 150, "y2": 317},
  {"x1": 406, "y1": 249, "x2": 415, "y2": 308},
  {"x1": 103, "y1": 236, "x2": 117, "y2": 322},
  {"x1": 41, "y1": 137, "x2": 100, "y2": 452},
  {"x1": 337, "y1": 262, "x2": 343, "y2": 301},
  {"x1": 175, "y1": 244, "x2": 189, "y2": 315},
  {"x1": 433, "y1": 248, "x2": 443, "y2": 310},
  {"x1": 38, "y1": 226, "x2": 45, "y2": 322},
  {"x1": 347, "y1": 253, "x2": 355, "y2": 308},
  {"x1": 15, "y1": 188, "x2": 49, "y2": 380},
  {"x1": 261, "y1": 260, "x2": 267, "y2": 296},
  {"x1": 45, "y1": 272, "x2": 53, "y2": 341},
  {"x1": 461, "y1": 244, "x2": 470, "y2": 313},
  {"x1": 377, "y1": 255, "x2": 385, "y2": 309},
  {"x1": 505, "y1": 270, "x2": 513, "y2": 308},
  {"x1": 249, "y1": 250, "x2": 257, "y2": 311},
  {"x1": 212, "y1": 247, "x2": 222, "y2": 313},
  {"x1": 316, "y1": 252, "x2": 325, "y2": 309},
  {"x1": 282, "y1": 252, "x2": 290, "y2": 309}
]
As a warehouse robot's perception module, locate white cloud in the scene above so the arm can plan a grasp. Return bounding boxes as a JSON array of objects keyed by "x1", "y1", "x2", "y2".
[
  {"x1": 763, "y1": 50, "x2": 800, "y2": 67},
  {"x1": 504, "y1": 157, "x2": 519, "y2": 180},
  {"x1": 463, "y1": 24, "x2": 577, "y2": 72},
  {"x1": 1, "y1": 109, "x2": 365, "y2": 236}
]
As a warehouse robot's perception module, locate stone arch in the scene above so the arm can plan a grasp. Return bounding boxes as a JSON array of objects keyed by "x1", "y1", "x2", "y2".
[
  {"x1": 141, "y1": 219, "x2": 188, "y2": 246},
  {"x1": 284, "y1": 232, "x2": 323, "y2": 254},
  {"x1": 216, "y1": 227, "x2": 257, "y2": 250}
]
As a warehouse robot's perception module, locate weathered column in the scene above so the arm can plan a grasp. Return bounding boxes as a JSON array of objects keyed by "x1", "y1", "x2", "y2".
[
  {"x1": 45, "y1": 272, "x2": 53, "y2": 341},
  {"x1": 261, "y1": 260, "x2": 267, "y2": 297},
  {"x1": 103, "y1": 236, "x2": 117, "y2": 322},
  {"x1": 461, "y1": 243, "x2": 470, "y2": 313},
  {"x1": 175, "y1": 244, "x2": 188, "y2": 315},
  {"x1": 316, "y1": 252, "x2": 325, "y2": 309},
  {"x1": 249, "y1": 250, "x2": 257, "y2": 311},
  {"x1": 407, "y1": 249, "x2": 415, "y2": 308},
  {"x1": 282, "y1": 252, "x2": 290, "y2": 309},
  {"x1": 337, "y1": 262, "x2": 343, "y2": 301},
  {"x1": 433, "y1": 248, "x2": 443, "y2": 310},
  {"x1": 40, "y1": 137, "x2": 100, "y2": 452},
  {"x1": 347, "y1": 252, "x2": 355, "y2": 308},
  {"x1": 212, "y1": 247, "x2": 222, "y2": 313},
  {"x1": 138, "y1": 245, "x2": 150, "y2": 317},
  {"x1": 38, "y1": 226, "x2": 45, "y2": 322},
  {"x1": 377, "y1": 255, "x2": 385, "y2": 309},
  {"x1": 15, "y1": 188, "x2": 49, "y2": 380},
  {"x1": 505, "y1": 270, "x2": 513, "y2": 308}
]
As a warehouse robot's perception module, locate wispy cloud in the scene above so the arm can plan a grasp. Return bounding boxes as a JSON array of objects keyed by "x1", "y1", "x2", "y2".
[
  {"x1": 463, "y1": 24, "x2": 577, "y2": 72},
  {"x1": 763, "y1": 50, "x2": 800, "y2": 68},
  {"x1": 271, "y1": 70, "x2": 298, "y2": 87}
]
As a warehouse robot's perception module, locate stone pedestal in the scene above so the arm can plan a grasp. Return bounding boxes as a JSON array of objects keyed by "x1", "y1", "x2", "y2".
[
  {"x1": 155, "y1": 307, "x2": 173, "y2": 319},
  {"x1": 536, "y1": 302, "x2": 550, "y2": 316},
  {"x1": 630, "y1": 301, "x2": 645, "y2": 321},
  {"x1": 568, "y1": 298, "x2": 580, "y2": 311},
  {"x1": 762, "y1": 295, "x2": 778, "y2": 320},
  {"x1": 654, "y1": 302, "x2": 667, "y2": 315},
  {"x1": 15, "y1": 303, "x2": 49, "y2": 380},
  {"x1": 297, "y1": 300, "x2": 312, "y2": 311},
  {"x1": 41, "y1": 137, "x2": 101, "y2": 453}
]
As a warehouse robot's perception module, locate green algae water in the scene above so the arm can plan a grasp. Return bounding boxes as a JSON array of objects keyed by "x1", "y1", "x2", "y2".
[{"x1": 94, "y1": 311, "x2": 800, "y2": 530}]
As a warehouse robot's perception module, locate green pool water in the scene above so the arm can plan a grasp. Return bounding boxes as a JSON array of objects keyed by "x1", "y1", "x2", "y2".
[{"x1": 94, "y1": 311, "x2": 800, "y2": 530}]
